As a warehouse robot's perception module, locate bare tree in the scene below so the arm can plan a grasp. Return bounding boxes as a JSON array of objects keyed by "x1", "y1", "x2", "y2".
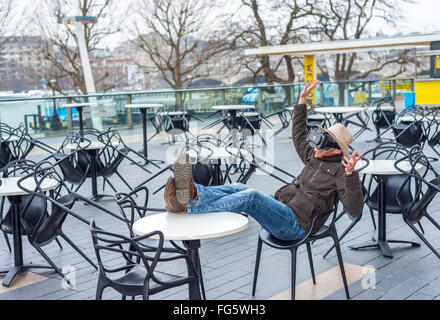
[
  {"x1": 309, "y1": 0, "x2": 415, "y2": 81},
  {"x1": 231, "y1": 0, "x2": 314, "y2": 84},
  {"x1": 0, "y1": 0, "x2": 15, "y2": 48},
  {"x1": 30, "y1": 0, "x2": 121, "y2": 94},
  {"x1": 131, "y1": 0, "x2": 243, "y2": 90}
]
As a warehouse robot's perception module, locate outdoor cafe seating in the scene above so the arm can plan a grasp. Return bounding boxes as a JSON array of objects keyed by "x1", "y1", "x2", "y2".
[{"x1": 0, "y1": 93, "x2": 440, "y2": 301}]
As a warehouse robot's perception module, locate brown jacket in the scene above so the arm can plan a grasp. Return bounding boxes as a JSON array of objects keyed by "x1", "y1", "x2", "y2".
[{"x1": 274, "y1": 104, "x2": 364, "y2": 234}]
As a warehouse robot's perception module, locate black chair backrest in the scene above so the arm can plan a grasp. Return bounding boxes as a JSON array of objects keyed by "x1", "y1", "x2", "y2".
[
  {"x1": 394, "y1": 146, "x2": 440, "y2": 223},
  {"x1": 192, "y1": 162, "x2": 215, "y2": 186},
  {"x1": 90, "y1": 219, "x2": 163, "y2": 282},
  {"x1": 16, "y1": 161, "x2": 73, "y2": 241},
  {"x1": 392, "y1": 122, "x2": 425, "y2": 147},
  {"x1": 114, "y1": 187, "x2": 149, "y2": 237},
  {"x1": 54, "y1": 133, "x2": 91, "y2": 185},
  {"x1": 371, "y1": 96, "x2": 396, "y2": 129}
]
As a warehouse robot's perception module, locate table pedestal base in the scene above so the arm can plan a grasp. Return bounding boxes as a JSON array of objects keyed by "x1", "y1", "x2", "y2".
[
  {"x1": 182, "y1": 240, "x2": 203, "y2": 300},
  {"x1": 349, "y1": 239, "x2": 420, "y2": 258},
  {"x1": 1, "y1": 263, "x2": 53, "y2": 288}
]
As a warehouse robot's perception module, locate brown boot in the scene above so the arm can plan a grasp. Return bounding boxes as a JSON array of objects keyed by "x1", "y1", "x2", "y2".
[
  {"x1": 174, "y1": 152, "x2": 194, "y2": 205},
  {"x1": 164, "y1": 177, "x2": 187, "y2": 214}
]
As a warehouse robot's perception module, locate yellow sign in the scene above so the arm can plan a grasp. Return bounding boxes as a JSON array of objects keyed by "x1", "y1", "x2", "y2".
[
  {"x1": 304, "y1": 55, "x2": 316, "y2": 105},
  {"x1": 436, "y1": 56, "x2": 440, "y2": 69}
]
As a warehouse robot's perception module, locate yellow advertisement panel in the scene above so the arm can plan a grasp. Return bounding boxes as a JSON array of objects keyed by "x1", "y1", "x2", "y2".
[
  {"x1": 304, "y1": 55, "x2": 316, "y2": 105},
  {"x1": 436, "y1": 56, "x2": 440, "y2": 69},
  {"x1": 415, "y1": 79, "x2": 440, "y2": 105}
]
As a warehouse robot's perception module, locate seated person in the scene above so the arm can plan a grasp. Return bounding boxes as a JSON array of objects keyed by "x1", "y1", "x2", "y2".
[{"x1": 164, "y1": 80, "x2": 364, "y2": 240}]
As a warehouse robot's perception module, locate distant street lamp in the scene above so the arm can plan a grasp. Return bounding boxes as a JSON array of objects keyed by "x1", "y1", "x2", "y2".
[{"x1": 50, "y1": 79, "x2": 62, "y2": 130}]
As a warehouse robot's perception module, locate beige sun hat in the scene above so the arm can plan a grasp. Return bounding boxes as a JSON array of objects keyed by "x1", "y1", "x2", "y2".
[{"x1": 316, "y1": 123, "x2": 353, "y2": 158}]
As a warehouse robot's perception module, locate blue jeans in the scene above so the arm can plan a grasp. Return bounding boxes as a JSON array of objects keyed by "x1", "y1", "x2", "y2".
[{"x1": 187, "y1": 182, "x2": 306, "y2": 241}]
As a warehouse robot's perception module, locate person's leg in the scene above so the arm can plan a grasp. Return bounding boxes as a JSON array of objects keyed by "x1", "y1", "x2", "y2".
[
  {"x1": 188, "y1": 182, "x2": 250, "y2": 207},
  {"x1": 188, "y1": 187, "x2": 306, "y2": 241}
]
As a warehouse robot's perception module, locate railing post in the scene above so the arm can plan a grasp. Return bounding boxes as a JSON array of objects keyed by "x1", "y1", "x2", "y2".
[
  {"x1": 411, "y1": 78, "x2": 415, "y2": 91},
  {"x1": 257, "y1": 87, "x2": 263, "y2": 112},
  {"x1": 176, "y1": 91, "x2": 182, "y2": 106},
  {"x1": 127, "y1": 94, "x2": 133, "y2": 129},
  {"x1": 319, "y1": 82, "x2": 324, "y2": 106},
  {"x1": 67, "y1": 97, "x2": 73, "y2": 131},
  {"x1": 392, "y1": 80, "x2": 397, "y2": 100},
  {"x1": 289, "y1": 84, "x2": 295, "y2": 106},
  {"x1": 368, "y1": 82, "x2": 372, "y2": 103},
  {"x1": 221, "y1": 89, "x2": 226, "y2": 104}
]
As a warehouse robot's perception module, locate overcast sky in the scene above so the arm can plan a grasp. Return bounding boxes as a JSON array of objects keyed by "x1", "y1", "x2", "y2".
[{"x1": 12, "y1": 0, "x2": 440, "y2": 45}]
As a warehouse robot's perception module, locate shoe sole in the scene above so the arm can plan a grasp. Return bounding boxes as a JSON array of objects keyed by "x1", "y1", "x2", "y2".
[
  {"x1": 164, "y1": 177, "x2": 173, "y2": 212},
  {"x1": 174, "y1": 152, "x2": 192, "y2": 205}
]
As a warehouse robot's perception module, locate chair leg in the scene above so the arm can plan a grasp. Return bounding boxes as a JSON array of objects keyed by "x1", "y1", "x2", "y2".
[
  {"x1": 369, "y1": 208, "x2": 377, "y2": 230},
  {"x1": 33, "y1": 244, "x2": 71, "y2": 286},
  {"x1": 290, "y1": 247, "x2": 298, "y2": 300},
  {"x1": 306, "y1": 243, "x2": 316, "y2": 285},
  {"x1": 116, "y1": 171, "x2": 134, "y2": 191},
  {"x1": 406, "y1": 221, "x2": 440, "y2": 260},
  {"x1": 425, "y1": 214, "x2": 440, "y2": 231},
  {"x1": 59, "y1": 233, "x2": 98, "y2": 269},
  {"x1": 198, "y1": 258, "x2": 206, "y2": 300},
  {"x1": 55, "y1": 237, "x2": 63, "y2": 250},
  {"x1": 3, "y1": 232, "x2": 11, "y2": 252},
  {"x1": 252, "y1": 237, "x2": 263, "y2": 296},
  {"x1": 95, "y1": 279, "x2": 106, "y2": 300},
  {"x1": 418, "y1": 222, "x2": 425, "y2": 234},
  {"x1": 323, "y1": 216, "x2": 361, "y2": 259},
  {"x1": 103, "y1": 177, "x2": 117, "y2": 193},
  {"x1": 332, "y1": 232, "x2": 350, "y2": 299},
  {"x1": 142, "y1": 283, "x2": 150, "y2": 300}
]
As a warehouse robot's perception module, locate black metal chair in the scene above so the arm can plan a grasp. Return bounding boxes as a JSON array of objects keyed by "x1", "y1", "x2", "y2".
[
  {"x1": 114, "y1": 188, "x2": 205, "y2": 299},
  {"x1": 0, "y1": 159, "x2": 39, "y2": 252},
  {"x1": 394, "y1": 146, "x2": 440, "y2": 259},
  {"x1": 90, "y1": 219, "x2": 200, "y2": 300},
  {"x1": 226, "y1": 134, "x2": 296, "y2": 186},
  {"x1": 343, "y1": 104, "x2": 371, "y2": 140},
  {"x1": 14, "y1": 161, "x2": 100, "y2": 286},
  {"x1": 162, "y1": 105, "x2": 193, "y2": 144},
  {"x1": 50, "y1": 132, "x2": 92, "y2": 193},
  {"x1": 265, "y1": 102, "x2": 292, "y2": 138},
  {"x1": 96, "y1": 127, "x2": 158, "y2": 193},
  {"x1": 362, "y1": 142, "x2": 424, "y2": 231},
  {"x1": 252, "y1": 195, "x2": 349, "y2": 300},
  {"x1": 426, "y1": 108, "x2": 440, "y2": 159},
  {"x1": 392, "y1": 107, "x2": 427, "y2": 149},
  {"x1": 1, "y1": 123, "x2": 57, "y2": 160},
  {"x1": 237, "y1": 110, "x2": 272, "y2": 146},
  {"x1": 369, "y1": 96, "x2": 397, "y2": 143}
]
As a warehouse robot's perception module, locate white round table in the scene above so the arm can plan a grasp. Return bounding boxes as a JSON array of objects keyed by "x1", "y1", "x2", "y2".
[
  {"x1": 0, "y1": 176, "x2": 59, "y2": 287},
  {"x1": 133, "y1": 211, "x2": 248, "y2": 241},
  {"x1": 3, "y1": 135, "x2": 20, "y2": 143},
  {"x1": 64, "y1": 140, "x2": 118, "y2": 151},
  {"x1": 158, "y1": 111, "x2": 188, "y2": 116},
  {"x1": 212, "y1": 105, "x2": 256, "y2": 111},
  {"x1": 352, "y1": 159, "x2": 422, "y2": 258},
  {"x1": 62, "y1": 103, "x2": 97, "y2": 132},
  {"x1": 133, "y1": 211, "x2": 248, "y2": 299}
]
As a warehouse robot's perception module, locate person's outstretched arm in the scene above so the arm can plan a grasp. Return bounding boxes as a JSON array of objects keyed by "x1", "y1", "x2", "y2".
[{"x1": 292, "y1": 80, "x2": 319, "y2": 164}]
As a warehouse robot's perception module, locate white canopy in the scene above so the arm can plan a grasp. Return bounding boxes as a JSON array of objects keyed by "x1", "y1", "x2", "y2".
[{"x1": 245, "y1": 33, "x2": 440, "y2": 56}]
